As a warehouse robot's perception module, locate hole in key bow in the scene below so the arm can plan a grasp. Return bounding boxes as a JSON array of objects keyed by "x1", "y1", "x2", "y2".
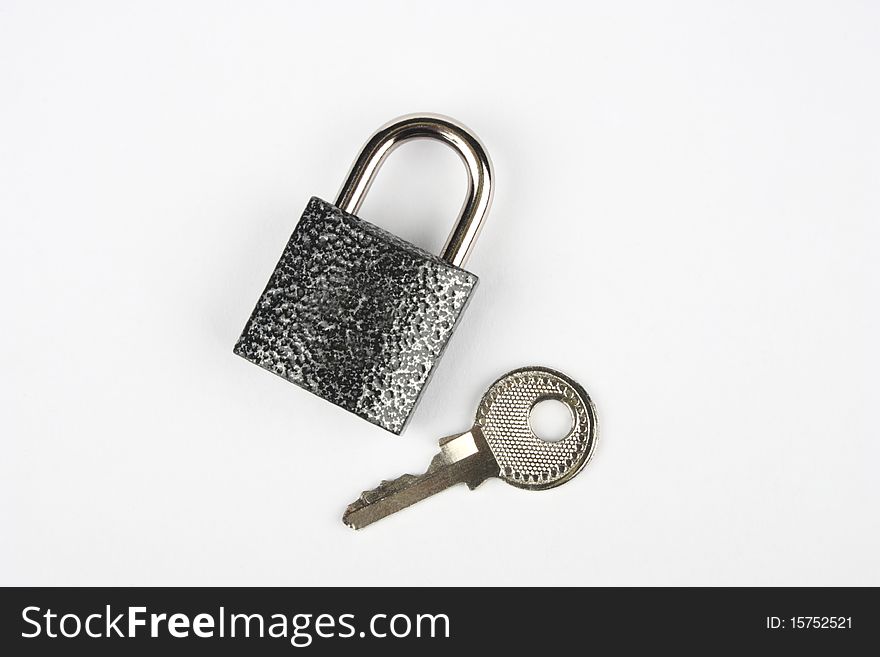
[{"x1": 528, "y1": 398, "x2": 574, "y2": 443}]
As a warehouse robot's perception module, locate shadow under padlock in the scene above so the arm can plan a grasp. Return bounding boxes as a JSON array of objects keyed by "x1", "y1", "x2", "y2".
[{"x1": 234, "y1": 114, "x2": 494, "y2": 434}]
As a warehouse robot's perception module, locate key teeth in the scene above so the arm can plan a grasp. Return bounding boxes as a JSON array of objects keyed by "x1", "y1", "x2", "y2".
[
  {"x1": 342, "y1": 473, "x2": 421, "y2": 529},
  {"x1": 361, "y1": 474, "x2": 420, "y2": 503}
]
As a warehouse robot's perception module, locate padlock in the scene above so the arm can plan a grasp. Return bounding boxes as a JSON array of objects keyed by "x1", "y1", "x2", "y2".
[{"x1": 234, "y1": 114, "x2": 494, "y2": 434}]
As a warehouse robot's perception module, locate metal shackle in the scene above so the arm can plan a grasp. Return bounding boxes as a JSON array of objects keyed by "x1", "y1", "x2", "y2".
[{"x1": 335, "y1": 113, "x2": 494, "y2": 269}]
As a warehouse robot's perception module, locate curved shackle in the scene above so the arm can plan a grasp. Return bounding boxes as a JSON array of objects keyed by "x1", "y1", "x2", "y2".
[{"x1": 335, "y1": 114, "x2": 494, "y2": 269}]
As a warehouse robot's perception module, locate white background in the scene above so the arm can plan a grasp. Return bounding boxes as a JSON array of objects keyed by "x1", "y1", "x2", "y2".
[{"x1": 2, "y1": 1, "x2": 878, "y2": 586}]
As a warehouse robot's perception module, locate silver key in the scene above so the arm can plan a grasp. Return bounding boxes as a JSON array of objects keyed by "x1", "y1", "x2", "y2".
[{"x1": 343, "y1": 366, "x2": 598, "y2": 529}]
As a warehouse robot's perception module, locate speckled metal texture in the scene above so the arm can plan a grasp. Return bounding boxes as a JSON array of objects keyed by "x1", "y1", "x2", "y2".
[
  {"x1": 234, "y1": 197, "x2": 479, "y2": 434},
  {"x1": 475, "y1": 367, "x2": 598, "y2": 489}
]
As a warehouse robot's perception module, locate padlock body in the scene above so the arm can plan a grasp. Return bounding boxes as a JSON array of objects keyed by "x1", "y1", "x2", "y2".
[{"x1": 234, "y1": 197, "x2": 479, "y2": 434}]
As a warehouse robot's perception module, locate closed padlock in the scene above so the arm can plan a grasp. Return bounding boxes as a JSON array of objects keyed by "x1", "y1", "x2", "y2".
[{"x1": 234, "y1": 114, "x2": 494, "y2": 434}]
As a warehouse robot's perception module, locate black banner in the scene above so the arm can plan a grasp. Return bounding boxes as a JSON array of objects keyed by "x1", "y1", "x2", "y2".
[{"x1": 0, "y1": 587, "x2": 874, "y2": 654}]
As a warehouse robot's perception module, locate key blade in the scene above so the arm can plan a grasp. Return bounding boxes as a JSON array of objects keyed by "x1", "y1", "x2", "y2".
[{"x1": 342, "y1": 429, "x2": 499, "y2": 530}]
